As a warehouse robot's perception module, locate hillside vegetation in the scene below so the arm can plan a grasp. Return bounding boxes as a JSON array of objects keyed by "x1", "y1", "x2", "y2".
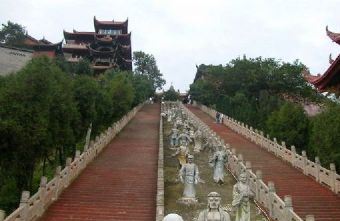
[{"x1": 190, "y1": 56, "x2": 340, "y2": 170}]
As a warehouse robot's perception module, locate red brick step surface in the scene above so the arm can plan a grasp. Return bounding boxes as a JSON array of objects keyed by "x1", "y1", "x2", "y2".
[
  {"x1": 39, "y1": 103, "x2": 160, "y2": 221},
  {"x1": 188, "y1": 105, "x2": 340, "y2": 221}
]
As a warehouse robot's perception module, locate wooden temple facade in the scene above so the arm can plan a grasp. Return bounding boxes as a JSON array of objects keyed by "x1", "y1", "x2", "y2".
[
  {"x1": 62, "y1": 16, "x2": 132, "y2": 73},
  {"x1": 304, "y1": 26, "x2": 340, "y2": 95}
]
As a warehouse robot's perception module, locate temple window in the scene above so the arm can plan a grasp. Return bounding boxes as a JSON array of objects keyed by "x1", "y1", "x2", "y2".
[{"x1": 99, "y1": 29, "x2": 122, "y2": 35}]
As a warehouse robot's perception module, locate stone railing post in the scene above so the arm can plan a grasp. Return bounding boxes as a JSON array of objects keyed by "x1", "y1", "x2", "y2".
[
  {"x1": 330, "y1": 163, "x2": 337, "y2": 192},
  {"x1": 291, "y1": 146, "x2": 296, "y2": 167},
  {"x1": 265, "y1": 134, "x2": 270, "y2": 151},
  {"x1": 0, "y1": 210, "x2": 5, "y2": 221},
  {"x1": 75, "y1": 150, "x2": 81, "y2": 172},
  {"x1": 315, "y1": 156, "x2": 320, "y2": 182},
  {"x1": 237, "y1": 154, "x2": 244, "y2": 175},
  {"x1": 255, "y1": 170, "x2": 262, "y2": 201},
  {"x1": 284, "y1": 195, "x2": 293, "y2": 220},
  {"x1": 65, "y1": 157, "x2": 72, "y2": 188},
  {"x1": 306, "y1": 215, "x2": 315, "y2": 221},
  {"x1": 38, "y1": 176, "x2": 47, "y2": 216},
  {"x1": 273, "y1": 138, "x2": 278, "y2": 156},
  {"x1": 54, "y1": 166, "x2": 61, "y2": 200},
  {"x1": 260, "y1": 131, "x2": 264, "y2": 147},
  {"x1": 302, "y1": 150, "x2": 308, "y2": 175},
  {"x1": 19, "y1": 190, "x2": 30, "y2": 220},
  {"x1": 268, "y1": 181, "x2": 276, "y2": 217},
  {"x1": 245, "y1": 161, "x2": 252, "y2": 175}
]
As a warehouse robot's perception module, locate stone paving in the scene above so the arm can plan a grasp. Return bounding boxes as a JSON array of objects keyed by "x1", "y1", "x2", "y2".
[
  {"x1": 39, "y1": 103, "x2": 160, "y2": 221},
  {"x1": 188, "y1": 105, "x2": 340, "y2": 221}
]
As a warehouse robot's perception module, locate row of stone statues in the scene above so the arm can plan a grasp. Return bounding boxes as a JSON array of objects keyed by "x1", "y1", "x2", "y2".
[{"x1": 162, "y1": 103, "x2": 255, "y2": 221}]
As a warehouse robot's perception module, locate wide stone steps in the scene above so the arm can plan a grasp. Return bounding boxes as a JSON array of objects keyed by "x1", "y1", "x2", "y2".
[
  {"x1": 188, "y1": 105, "x2": 340, "y2": 221},
  {"x1": 39, "y1": 104, "x2": 160, "y2": 221}
]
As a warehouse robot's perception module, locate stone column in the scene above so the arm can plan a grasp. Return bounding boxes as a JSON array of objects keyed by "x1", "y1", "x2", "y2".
[
  {"x1": 19, "y1": 191, "x2": 30, "y2": 220},
  {"x1": 0, "y1": 210, "x2": 5, "y2": 221}
]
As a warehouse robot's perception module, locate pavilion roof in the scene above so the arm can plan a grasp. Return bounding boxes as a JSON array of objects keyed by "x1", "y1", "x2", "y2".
[
  {"x1": 303, "y1": 26, "x2": 340, "y2": 92},
  {"x1": 93, "y1": 16, "x2": 128, "y2": 33},
  {"x1": 303, "y1": 53, "x2": 340, "y2": 92},
  {"x1": 326, "y1": 26, "x2": 340, "y2": 45},
  {"x1": 32, "y1": 41, "x2": 63, "y2": 51},
  {"x1": 63, "y1": 30, "x2": 131, "y2": 43}
]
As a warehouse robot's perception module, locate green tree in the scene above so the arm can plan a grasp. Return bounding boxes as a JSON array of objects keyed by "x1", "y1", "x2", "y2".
[
  {"x1": 0, "y1": 56, "x2": 74, "y2": 192},
  {"x1": 107, "y1": 72, "x2": 135, "y2": 120},
  {"x1": 72, "y1": 76, "x2": 100, "y2": 136},
  {"x1": 163, "y1": 86, "x2": 180, "y2": 101},
  {"x1": 133, "y1": 51, "x2": 166, "y2": 91},
  {"x1": 309, "y1": 103, "x2": 340, "y2": 168},
  {"x1": 266, "y1": 102, "x2": 309, "y2": 151},
  {"x1": 71, "y1": 58, "x2": 93, "y2": 76},
  {"x1": 0, "y1": 21, "x2": 26, "y2": 46}
]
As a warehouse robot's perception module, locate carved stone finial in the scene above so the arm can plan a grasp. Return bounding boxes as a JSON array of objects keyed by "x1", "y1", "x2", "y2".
[
  {"x1": 284, "y1": 195, "x2": 293, "y2": 208},
  {"x1": 256, "y1": 170, "x2": 263, "y2": 179},
  {"x1": 40, "y1": 176, "x2": 47, "y2": 188},
  {"x1": 268, "y1": 181, "x2": 276, "y2": 192},
  {"x1": 329, "y1": 53, "x2": 334, "y2": 64},
  {"x1": 20, "y1": 191, "x2": 30, "y2": 205}
]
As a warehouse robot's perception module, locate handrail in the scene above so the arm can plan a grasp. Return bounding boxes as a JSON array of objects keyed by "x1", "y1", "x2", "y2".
[
  {"x1": 1, "y1": 102, "x2": 146, "y2": 221},
  {"x1": 180, "y1": 102, "x2": 313, "y2": 221},
  {"x1": 194, "y1": 102, "x2": 339, "y2": 195},
  {"x1": 155, "y1": 104, "x2": 165, "y2": 221}
]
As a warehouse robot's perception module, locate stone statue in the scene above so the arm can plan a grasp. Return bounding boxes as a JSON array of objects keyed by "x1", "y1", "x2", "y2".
[
  {"x1": 197, "y1": 192, "x2": 231, "y2": 221},
  {"x1": 209, "y1": 145, "x2": 228, "y2": 184},
  {"x1": 179, "y1": 155, "x2": 199, "y2": 199},
  {"x1": 171, "y1": 128, "x2": 179, "y2": 147},
  {"x1": 172, "y1": 139, "x2": 189, "y2": 168},
  {"x1": 232, "y1": 173, "x2": 254, "y2": 221},
  {"x1": 193, "y1": 129, "x2": 203, "y2": 152},
  {"x1": 177, "y1": 133, "x2": 192, "y2": 147}
]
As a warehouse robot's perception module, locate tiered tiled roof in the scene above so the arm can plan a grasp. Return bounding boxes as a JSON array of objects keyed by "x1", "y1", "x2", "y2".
[
  {"x1": 62, "y1": 16, "x2": 132, "y2": 72},
  {"x1": 304, "y1": 26, "x2": 340, "y2": 93}
]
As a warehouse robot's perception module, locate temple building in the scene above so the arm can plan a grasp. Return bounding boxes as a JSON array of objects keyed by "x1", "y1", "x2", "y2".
[
  {"x1": 62, "y1": 16, "x2": 132, "y2": 73},
  {"x1": 304, "y1": 26, "x2": 340, "y2": 95}
]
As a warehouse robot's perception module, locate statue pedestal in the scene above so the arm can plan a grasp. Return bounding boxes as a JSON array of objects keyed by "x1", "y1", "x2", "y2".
[{"x1": 177, "y1": 197, "x2": 198, "y2": 205}]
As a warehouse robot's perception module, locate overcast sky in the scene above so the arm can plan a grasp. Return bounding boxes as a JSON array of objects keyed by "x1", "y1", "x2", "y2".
[{"x1": 1, "y1": 0, "x2": 340, "y2": 92}]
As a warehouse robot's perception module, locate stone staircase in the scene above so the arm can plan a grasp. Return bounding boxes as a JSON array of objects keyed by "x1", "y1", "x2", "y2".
[
  {"x1": 38, "y1": 103, "x2": 160, "y2": 221},
  {"x1": 188, "y1": 105, "x2": 340, "y2": 221}
]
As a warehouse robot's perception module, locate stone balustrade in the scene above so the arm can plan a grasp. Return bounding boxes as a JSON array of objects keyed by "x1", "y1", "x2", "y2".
[
  {"x1": 194, "y1": 102, "x2": 340, "y2": 196},
  {"x1": 0, "y1": 102, "x2": 145, "y2": 221},
  {"x1": 156, "y1": 104, "x2": 165, "y2": 221},
  {"x1": 179, "y1": 102, "x2": 315, "y2": 221}
]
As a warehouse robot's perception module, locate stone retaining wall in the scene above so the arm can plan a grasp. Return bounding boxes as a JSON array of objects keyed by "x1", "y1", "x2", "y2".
[{"x1": 0, "y1": 46, "x2": 33, "y2": 75}]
